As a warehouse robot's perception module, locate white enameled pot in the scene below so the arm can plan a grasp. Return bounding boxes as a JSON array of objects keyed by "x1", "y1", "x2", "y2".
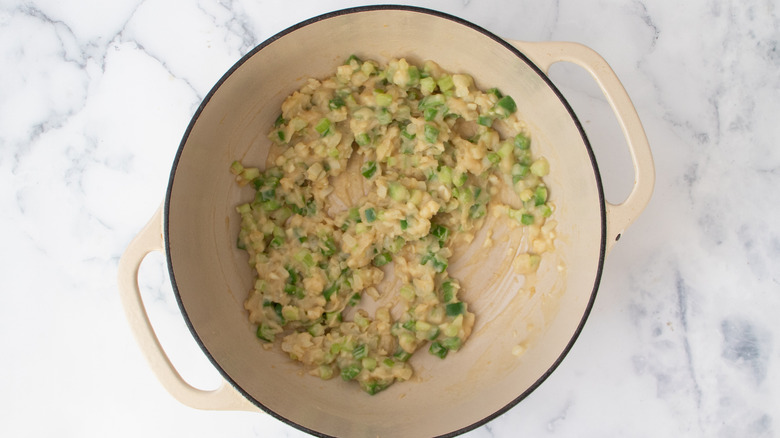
[{"x1": 118, "y1": 6, "x2": 654, "y2": 437}]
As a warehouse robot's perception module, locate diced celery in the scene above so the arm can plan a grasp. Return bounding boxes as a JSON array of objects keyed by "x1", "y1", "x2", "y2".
[
  {"x1": 373, "y1": 252, "x2": 392, "y2": 267},
  {"x1": 514, "y1": 132, "x2": 531, "y2": 150},
  {"x1": 420, "y1": 76, "x2": 436, "y2": 95},
  {"x1": 424, "y1": 124, "x2": 439, "y2": 143},
  {"x1": 437, "y1": 75, "x2": 454, "y2": 92},
  {"x1": 230, "y1": 160, "x2": 244, "y2": 175},
  {"x1": 352, "y1": 343, "x2": 368, "y2": 360},
  {"x1": 315, "y1": 118, "x2": 332, "y2": 136},
  {"x1": 530, "y1": 157, "x2": 549, "y2": 176},
  {"x1": 375, "y1": 91, "x2": 393, "y2": 107},
  {"x1": 441, "y1": 337, "x2": 462, "y2": 351},
  {"x1": 438, "y1": 166, "x2": 453, "y2": 185},
  {"x1": 341, "y1": 364, "x2": 361, "y2": 381}
]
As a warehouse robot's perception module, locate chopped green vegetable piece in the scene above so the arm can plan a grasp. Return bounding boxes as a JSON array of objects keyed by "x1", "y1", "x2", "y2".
[
  {"x1": 323, "y1": 283, "x2": 338, "y2": 301},
  {"x1": 429, "y1": 341, "x2": 449, "y2": 359},
  {"x1": 373, "y1": 252, "x2": 392, "y2": 267},
  {"x1": 256, "y1": 324, "x2": 275, "y2": 342},
  {"x1": 363, "y1": 380, "x2": 390, "y2": 395},
  {"x1": 345, "y1": 54, "x2": 361, "y2": 65},
  {"x1": 375, "y1": 91, "x2": 393, "y2": 107},
  {"x1": 432, "y1": 257, "x2": 448, "y2": 273},
  {"x1": 364, "y1": 208, "x2": 376, "y2": 223},
  {"x1": 377, "y1": 108, "x2": 393, "y2": 125},
  {"x1": 534, "y1": 185, "x2": 548, "y2": 206},
  {"x1": 445, "y1": 302, "x2": 465, "y2": 316},
  {"x1": 347, "y1": 292, "x2": 361, "y2": 307},
  {"x1": 441, "y1": 337, "x2": 462, "y2": 351},
  {"x1": 521, "y1": 213, "x2": 535, "y2": 225},
  {"x1": 424, "y1": 124, "x2": 439, "y2": 143},
  {"x1": 469, "y1": 203, "x2": 486, "y2": 219},
  {"x1": 388, "y1": 181, "x2": 410, "y2": 202},
  {"x1": 514, "y1": 133, "x2": 531, "y2": 150},
  {"x1": 530, "y1": 158, "x2": 550, "y2": 176},
  {"x1": 419, "y1": 76, "x2": 436, "y2": 94},
  {"x1": 477, "y1": 115, "x2": 493, "y2": 126},
  {"x1": 494, "y1": 95, "x2": 517, "y2": 117},
  {"x1": 269, "y1": 235, "x2": 283, "y2": 248},
  {"x1": 262, "y1": 199, "x2": 282, "y2": 211},
  {"x1": 511, "y1": 163, "x2": 529, "y2": 184},
  {"x1": 487, "y1": 87, "x2": 503, "y2": 98},
  {"x1": 441, "y1": 280, "x2": 455, "y2": 302},
  {"x1": 424, "y1": 106, "x2": 439, "y2": 121},
  {"x1": 400, "y1": 219, "x2": 408, "y2": 230},
  {"x1": 437, "y1": 75, "x2": 454, "y2": 92},
  {"x1": 394, "y1": 349, "x2": 412, "y2": 362},
  {"x1": 361, "y1": 160, "x2": 377, "y2": 178},
  {"x1": 341, "y1": 364, "x2": 361, "y2": 381},
  {"x1": 329, "y1": 96, "x2": 345, "y2": 109},
  {"x1": 430, "y1": 224, "x2": 449, "y2": 245},
  {"x1": 355, "y1": 132, "x2": 371, "y2": 146},
  {"x1": 352, "y1": 344, "x2": 368, "y2": 360},
  {"x1": 315, "y1": 118, "x2": 332, "y2": 136},
  {"x1": 274, "y1": 113, "x2": 286, "y2": 127},
  {"x1": 453, "y1": 172, "x2": 468, "y2": 187},
  {"x1": 399, "y1": 284, "x2": 415, "y2": 301}
]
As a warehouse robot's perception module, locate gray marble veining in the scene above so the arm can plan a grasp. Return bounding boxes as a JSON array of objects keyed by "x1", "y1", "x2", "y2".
[{"x1": 1, "y1": 1, "x2": 777, "y2": 437}]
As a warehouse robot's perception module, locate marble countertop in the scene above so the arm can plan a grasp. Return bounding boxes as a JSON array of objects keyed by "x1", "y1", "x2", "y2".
[{"x1": 2, "y1": 0, "x2": 777, "y2": 437}]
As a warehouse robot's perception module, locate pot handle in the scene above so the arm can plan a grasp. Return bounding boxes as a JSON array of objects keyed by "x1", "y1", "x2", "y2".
[
  {"x1": 117, "y1": 205, "x2": 257, "y2": 412},
  {"x1": 507, "y1": 40, "x2": 655, "y2": 252}
]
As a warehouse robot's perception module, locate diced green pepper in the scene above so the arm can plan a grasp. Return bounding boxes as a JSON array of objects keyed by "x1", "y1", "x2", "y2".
[
  {"x1": 329, "y1": 96, "x2": 345, "y2": 110},
  {"x1": 494, "y1": 95, "x2": 517, "y2": 117},
  {"x1": 445, "y1": 302, "x2": 465, "y2": 316},
  {"x1": 364, "y1": 208, "x2": 377, "y2": 223},
  {"x1": 430, "y1": 224, "x2": 449, "y2": 245},
  {"x1": 352, "y1": 344, "x2": 368, "y2": 360},
  {"x1": 534, "y1": 185, "x2": 548, "y2": 206},
  {"x1": 373, "y1": 252, "x2": 392, "y2": 267},
  {"x1": 361, "y1": 160, "x2": 377, "y2": 178},
  {"x1": 429, "y1": 341, "x2": 448, "y2": 359}
]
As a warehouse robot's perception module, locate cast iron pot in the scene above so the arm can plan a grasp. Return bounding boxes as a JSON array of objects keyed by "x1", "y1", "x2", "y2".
[{"x1": 119, "y1": 5, "x2": 654, "y2": 437}]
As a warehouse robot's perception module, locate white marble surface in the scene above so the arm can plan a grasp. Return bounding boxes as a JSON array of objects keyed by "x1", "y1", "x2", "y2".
[{"x1": 2, "y1": 0, "x2": 778, "y2": 436}]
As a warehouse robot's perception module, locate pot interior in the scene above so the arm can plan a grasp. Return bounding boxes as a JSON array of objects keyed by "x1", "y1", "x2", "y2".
[{"x1": 166, "y1": 6, "x2": 604, "y2": 438}]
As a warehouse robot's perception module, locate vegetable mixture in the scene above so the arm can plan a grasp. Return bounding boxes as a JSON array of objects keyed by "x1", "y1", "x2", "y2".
[{"x1": 231, "y1": 56, "x2": 554, "y2": 395}]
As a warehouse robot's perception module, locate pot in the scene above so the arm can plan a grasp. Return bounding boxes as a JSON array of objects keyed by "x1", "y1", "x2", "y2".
[{"x1": 118, "y1": 6, "x2": 654, "y2": 437}]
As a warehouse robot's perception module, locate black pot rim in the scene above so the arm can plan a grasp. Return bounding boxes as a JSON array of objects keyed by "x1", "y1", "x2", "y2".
[{"x1": 164, "y1": 5, "x2": 607, "y2": 438}]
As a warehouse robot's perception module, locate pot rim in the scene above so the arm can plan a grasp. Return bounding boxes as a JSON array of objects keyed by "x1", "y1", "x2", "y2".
[{"x1": 164, "y1": 5, "x2": 607, "y2": 437}]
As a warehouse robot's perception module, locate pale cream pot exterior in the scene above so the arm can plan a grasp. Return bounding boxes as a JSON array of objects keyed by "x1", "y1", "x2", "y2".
[{"x1": 118, "y1": 6, "x2": 654, "y2": 438}]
